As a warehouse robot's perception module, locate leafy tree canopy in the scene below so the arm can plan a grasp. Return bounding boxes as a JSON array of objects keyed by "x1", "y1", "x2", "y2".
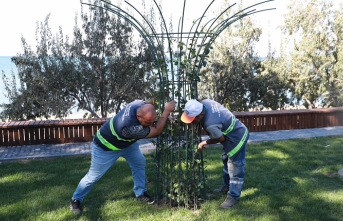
[
  {"x1": 280, "y1": 0, "x2": 343, "y2": 108},
  {"x1": 0, "y1": 0, "x2": 155, "y2": 121},
  {"x1": 198, "y1": 1, "x2": 291, "y2": 111}
]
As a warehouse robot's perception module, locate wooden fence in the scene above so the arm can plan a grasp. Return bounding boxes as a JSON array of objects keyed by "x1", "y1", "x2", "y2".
[
  {"x1": 235, "y1": 107, "x2": 343, "y2": 132},
  {"x1": 1, "y1": 107, "x2": 343, "y2": 146}
]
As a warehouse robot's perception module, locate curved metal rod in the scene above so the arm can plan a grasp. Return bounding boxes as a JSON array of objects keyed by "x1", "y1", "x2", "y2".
[
  {"x1": 184, "y1": 17, "x2": 215, "y2": 62},
  {"x1": 194, "y1": 8, "x2": 276, "y2": 76},
  {"x1": 194, "y1": 16, "x2": 244, "y2": 75},
  {"x1": 208, "y1": 8, "x2": 276, "y2": 52},
  {"x1": 185, "y1": 0, "x2": 216, "y2": 65},
  {"x1": 123, "y1": 1, "x2": 168, "y2": 73},
  {"x1": 81, "y1": 1, "x2": 166, "y2": 85},
  {"x1": 107, "y1": 1, "x2": 167, "y2": 76},
  {"x1": 173, "y1": 0, "x2": 189, "y2": 101},
  {"x1": 215, "y1": 8, "x2": 276, "y2": 37},
  {"x1": 195, "y1": 8, "x2": 253, "y2": 61},
  {"x1": 183, "y1": 16, "x2": 215, "y2": 98},
  {"x1": 192, "y1": 1, "x2": 275, "y2": 78},
  {"x1": 184, "y1": 17, "x2": 204, "y2": 52},
  {"x1": 212, "y1": 0, "x2": 276, "y2": 34},
  {"x1": 189, "y1": 3, "x2": 237, "y2": 75},
  {"x1": 80, "y1": 2, "x2": 158, "y2": 60},
  {"x1": 175, "y1": 0, "x2": 188, "y2": 99},
  {"x1": 151, "y1": 0, "x2": 175, "y2": 78},
  {"x1": 94, "y1": 1, "x2": 169, "y2": 86}
]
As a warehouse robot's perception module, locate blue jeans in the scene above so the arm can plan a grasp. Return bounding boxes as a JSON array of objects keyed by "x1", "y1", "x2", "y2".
[
  {"x1": 72, "y1": 141, "x2": 147, "y2": 202},
  {"x1": 222, "y1": 131, "x2": 249, "y2": 201}
]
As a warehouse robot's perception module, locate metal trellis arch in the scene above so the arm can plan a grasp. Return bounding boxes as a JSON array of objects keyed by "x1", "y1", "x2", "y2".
[{"x1": 81, "y1": 0, "x2": 275, "y2": 209}]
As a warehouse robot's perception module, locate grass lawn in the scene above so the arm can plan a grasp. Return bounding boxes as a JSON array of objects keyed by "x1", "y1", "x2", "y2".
[{"x1": 1, "y1": 136, "x2": 343, "y2": 221}]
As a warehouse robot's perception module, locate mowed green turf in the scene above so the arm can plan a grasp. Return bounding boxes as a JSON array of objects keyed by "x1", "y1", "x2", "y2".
[{"x1": 1, "y1": 136, "x2": 342, "y2": 221}]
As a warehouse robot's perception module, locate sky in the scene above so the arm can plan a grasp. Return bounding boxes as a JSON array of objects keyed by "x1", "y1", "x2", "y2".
[{"x1": 0, "y1": 0, "x2": 289, "y2": 57}]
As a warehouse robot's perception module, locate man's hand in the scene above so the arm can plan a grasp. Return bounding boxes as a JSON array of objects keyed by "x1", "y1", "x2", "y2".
[
  {"x1": 197, "y1": 141, "x2": 207, "y2": 153},
  {"x1": 146, "y1": 100, "x2": 176, "y2": 138},
  {"x1": 165, "y1": 100, "x2": 176, "y2": 113}
]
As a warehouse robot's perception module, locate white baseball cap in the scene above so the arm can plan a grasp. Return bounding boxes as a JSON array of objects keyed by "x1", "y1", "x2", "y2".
[{"x1": 181, "y1": 99, "x2": 203, "y2": 123}]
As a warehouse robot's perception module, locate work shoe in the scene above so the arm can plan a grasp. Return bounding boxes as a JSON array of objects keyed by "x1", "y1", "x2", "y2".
[
  {"x1": 70, "y1": 199, "x2": 82, "y2": 214},
  {"x1": 136, "y1": 192, "x2": 155, "y2": 204},
  {"x1": 213, "y1": 185, "x2": 229, "y2": 193},
  {"x1": 220, "y1": 197, "x2": 238, "y2": 209}
]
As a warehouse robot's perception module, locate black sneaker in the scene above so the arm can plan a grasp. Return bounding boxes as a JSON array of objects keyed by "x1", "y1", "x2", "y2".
[
  {"x1": 220, "y1": 197, "x2": 238, "y2": 209},
  {"x1": 136, "y1": 192, "x2": 155, "y2": 204},
  {"x1": 213, "y1": 185, "x2": 229, "y2": 194},
  {"x1": 70, "y1": 199, "x2": 82, "y2": 214}
]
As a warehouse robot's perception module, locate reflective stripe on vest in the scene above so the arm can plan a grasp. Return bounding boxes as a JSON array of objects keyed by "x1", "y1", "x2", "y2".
[
  {"x1": 228, "y1": 127, "x2": 248, "y2": 158},
  {"x1": 96, "y1": 117, "x2": 136, "y2": 151},
  {"x1": 109, "y1": 117, "x2": 135, "y2": 142},
  {"x1": 96, "y1": 130, "x2": 121, "y2": 151},
  {"x1": 222, "y1": 115, "x2": 237, "y2": 135}
]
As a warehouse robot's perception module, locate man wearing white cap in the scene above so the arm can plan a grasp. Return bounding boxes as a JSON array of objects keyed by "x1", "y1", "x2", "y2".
[{"x1": 181, "y1": 99, "x2": 249, "y2": 209}]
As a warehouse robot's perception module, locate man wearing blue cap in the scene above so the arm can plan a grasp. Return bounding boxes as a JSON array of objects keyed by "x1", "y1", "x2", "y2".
[{"x1": 181, "y1": 99, "x2": 249, "y2": 209}]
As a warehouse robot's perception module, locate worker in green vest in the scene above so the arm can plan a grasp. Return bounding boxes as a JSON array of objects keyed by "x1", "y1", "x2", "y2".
[
  {"x1": 181, "y1": 99, "x2": 249, "y2": 209},
  {"x1": 70, "y1": 99, "x2": 176, "y2": 214}
]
